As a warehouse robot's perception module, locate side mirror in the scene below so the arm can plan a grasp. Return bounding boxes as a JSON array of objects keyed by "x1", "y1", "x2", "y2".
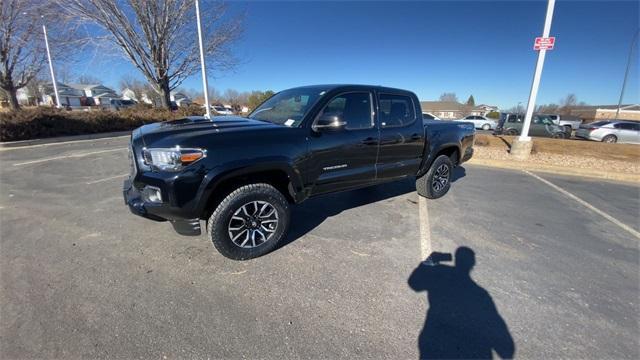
[{"x1": 312, "y1": 114, "x2": 346, "y2": 132}]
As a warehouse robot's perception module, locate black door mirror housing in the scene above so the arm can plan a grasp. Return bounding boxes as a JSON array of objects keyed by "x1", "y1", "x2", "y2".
[{"x1": 312, "y1": 114, "x2": 346, "y2": 132}]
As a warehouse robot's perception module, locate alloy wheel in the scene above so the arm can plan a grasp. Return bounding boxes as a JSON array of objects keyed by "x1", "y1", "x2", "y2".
[
  {"x1": 431, "y1": 164, "x2": 450, "y2": 193},
  {"x1": 228, "y1": 201, "x2": 279, "y2": 248}
]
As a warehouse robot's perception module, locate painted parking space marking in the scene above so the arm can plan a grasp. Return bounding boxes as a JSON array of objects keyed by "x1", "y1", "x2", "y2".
[
  {"x1": 12, "y1": 148, "x2": 126, "y2": 166},
  {"x1": 0, "y1": 135, "x2": 130, "y2": 152},
  {"x1": 86, "y1": 174, "x2": 129, "y2": 185},
  {"x1": 418, "y1": 195, "x2": 432, "y2": 259},
  {"x1": 524, "y1": 170, "x2": 640, "y2": 240}
]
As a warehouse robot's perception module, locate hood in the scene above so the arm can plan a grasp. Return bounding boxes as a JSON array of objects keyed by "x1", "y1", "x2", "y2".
[{"x1": 136, "y1": 115, "x2": 280, "y2": 146}]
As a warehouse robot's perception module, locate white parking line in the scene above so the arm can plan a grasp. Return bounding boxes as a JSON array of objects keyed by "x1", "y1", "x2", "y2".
[
  {"x1": 86, "y1": 174, "x2": 129, "y2": 185},
  {"x1": 523, "y1": 170, "x2": 640, "y2": 240},
  {"x1": 0, "y1": 135, "x2": 130, "y2": 152},
  {"x1": 12, "y1": 148, "x2": 126, "y2": 166},
  {"x1": 418, "y1": 195, "x2": 432, "y2": 260}
]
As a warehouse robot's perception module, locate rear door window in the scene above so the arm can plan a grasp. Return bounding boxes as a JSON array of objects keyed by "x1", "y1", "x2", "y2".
[{"x1": 378, "y1": 94, "x2": 416, "y2": 127}]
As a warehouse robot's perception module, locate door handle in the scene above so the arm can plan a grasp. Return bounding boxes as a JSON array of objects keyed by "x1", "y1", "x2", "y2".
[{"x1": 360, "y1": 137, "x2": 377, "y2": 145}]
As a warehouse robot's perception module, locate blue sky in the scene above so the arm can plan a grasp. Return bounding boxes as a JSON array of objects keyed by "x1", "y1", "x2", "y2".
[{"x1": 87, "y1": 0, "x2": 639, "y2": 108}]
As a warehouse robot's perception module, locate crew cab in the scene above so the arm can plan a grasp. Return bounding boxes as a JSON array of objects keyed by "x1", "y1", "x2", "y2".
[{"x1": 124, "y1": 85, "x2": 475, "y2": 259}]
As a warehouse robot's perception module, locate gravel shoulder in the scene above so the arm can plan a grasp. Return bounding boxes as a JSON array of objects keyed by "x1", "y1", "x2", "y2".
[{"x1": 471, "y1": 134, "x2": 640, "y2": 183}]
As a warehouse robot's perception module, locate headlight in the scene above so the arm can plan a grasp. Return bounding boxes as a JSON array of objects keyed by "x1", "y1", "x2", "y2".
[{"x1": 142, "y1": 147, "x2": 206, "y2": 172}]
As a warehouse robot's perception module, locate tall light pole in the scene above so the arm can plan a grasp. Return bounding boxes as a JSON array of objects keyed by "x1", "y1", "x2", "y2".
[
  {"x1": 195, "y1": 0, "x2": 212, "y2": 120},
  {"x1": 42, "y1": 17, "x2": 62, "y2": 109},
  {"x1": 519, "y1": 0, "x2": 556, "y2": 142},
  {"x1": 615, "y1": 29, "x2": 639, "y2": 121}
]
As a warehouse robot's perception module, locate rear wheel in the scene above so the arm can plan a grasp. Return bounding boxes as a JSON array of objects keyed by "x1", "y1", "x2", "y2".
[
  {"x1": 505, "y1": 128, "x2": 518, "y2": 136},
  {"x1": 602, "y1": 135, "x2": 617, "y2": 143},
  {"x1": 207, "y1": 183, "x2": 290, "y2": 260},
  {"x1": 482, "y1": 123, "x2": 491, "y2": 131},
  {"x1": 552, "y1": 132, "x2": 566, "y2": 139},
  {"x1": 416, "y1": 155, "x2": 453, "y2": 199}
]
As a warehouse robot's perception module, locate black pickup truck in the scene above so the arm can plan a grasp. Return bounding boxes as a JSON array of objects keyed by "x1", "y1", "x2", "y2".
[{"x1": 124, "y1": 85, "x2": 475, "y2": 259}]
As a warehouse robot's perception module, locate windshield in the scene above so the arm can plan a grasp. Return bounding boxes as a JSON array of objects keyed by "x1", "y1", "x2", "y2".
[{"x1": 249, "y1": 87, "x2": 328, "y2": 126}]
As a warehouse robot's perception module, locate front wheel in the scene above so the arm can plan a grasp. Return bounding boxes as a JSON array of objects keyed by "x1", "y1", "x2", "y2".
[
  {"x1": 482, "y1": 124, "x2": 491, "y2": 131},
  {"x1": 602, "y1": 135, "x2": 617, "y2": 143},
  {"x1": 207, "y1": 183, "x2": 290, "y2": 260},
  {"x1": 416, "y1": 155, "x2": 453, "y2": 199},
  {"x1": 505, "y1": 128, "x2": 518, "y2": 136},
  {"x1": 552, "y1": 132, "x2": 566, "y2": 139}
]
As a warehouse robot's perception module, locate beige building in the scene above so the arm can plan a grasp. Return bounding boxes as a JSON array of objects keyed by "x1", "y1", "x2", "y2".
[
  {"x1": 420, "y1": 101, "x2": 499, "y2": 119},
  {"x1": 571, "y1": 104, "x2": 640, "y2": 122}
]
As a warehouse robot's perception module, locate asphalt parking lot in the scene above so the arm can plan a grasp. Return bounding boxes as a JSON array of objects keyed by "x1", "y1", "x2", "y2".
[{"x1": 1, "y1": 136, "x2": 638, "y2": 359}]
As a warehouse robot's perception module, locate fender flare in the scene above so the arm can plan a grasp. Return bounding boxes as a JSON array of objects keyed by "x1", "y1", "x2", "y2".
[
  {"x1": 418, "y1": 143, "x2": 462, "y2": 177},
  {"x1": 194, "y1": 157, "x2": 304, "y2": 217}
]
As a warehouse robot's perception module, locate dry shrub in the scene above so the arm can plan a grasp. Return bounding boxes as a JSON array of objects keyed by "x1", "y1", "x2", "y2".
[{"x1": 0, "y1": 106, "x2": 205, "y2": 141}]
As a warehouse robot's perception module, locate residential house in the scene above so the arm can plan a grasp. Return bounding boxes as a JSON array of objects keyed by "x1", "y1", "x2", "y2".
[
  {"x1": 471, "y1": 104, "x2": 499, "y2": 116},
  {"x1": 40, "y1": 82, "x2": 120, "y2": 107},
  {"x1": 68, "y1": 84, "x2": 120, "y2": 105},
  {"x1": 122, "y1": 88, "x2": 152, "y2": 104},
  {"x1": 420, "y1": 101, "x2": 468, "y2": 120},
  {"x1": 571, "y1": 104, "x2": 640, "y2": 122},
  {"x1": 41, "y1": 82, "x2": 85, "y2": 107}
]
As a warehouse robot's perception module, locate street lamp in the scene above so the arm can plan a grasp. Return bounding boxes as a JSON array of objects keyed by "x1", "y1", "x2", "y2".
[
  {"x1": 511, "y1": 0, "x2": 555, "y2": 160},
  {"x1": 195, "y1": 0, "x2": 212, "y2": 120},
  {"x1": 615, "y1": 29, "x2": 639, "y2": 121},
  {"x1": 41, "y1": 16, "x2": 62, "y2": 109}
]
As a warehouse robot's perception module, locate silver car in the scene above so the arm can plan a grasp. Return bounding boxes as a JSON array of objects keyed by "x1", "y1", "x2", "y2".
[
  {"x1": 575, "y1": 120, "x2": 640, "y2": 144},
  {"x1": 454, "y1": 115, "x2": 497, "y2": 130}
]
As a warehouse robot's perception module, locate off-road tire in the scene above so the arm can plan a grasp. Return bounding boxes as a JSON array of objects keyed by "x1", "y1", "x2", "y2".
[
  {"x1": 602, "y1": 135, "x2": 617, "y2": 143},
  {"x1": 416, "y1": 155, "x2": 453, "y2": 199},
  {"x1": 207, "y1": 183, "x2": 290, "y2": 260}
]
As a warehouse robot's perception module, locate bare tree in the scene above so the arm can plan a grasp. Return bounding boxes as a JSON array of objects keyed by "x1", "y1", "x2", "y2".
[
  {"x1": 439, "y1": 92, "x2": 459, "y2": 103},
  {"x1": 223, "y1": 88, "x2": 240, "y2": 105},
  {"x1": 75, "y1": 74, "x2": 102, "y2": 84},
  {"x1": 0, "y1": 1, "x2": 49, "y2": 109},
  {"x1": 535, "y1": 103, "x2": 560, "y2": 114},
  {"x1": 62, "y1": 0, "x2": 243, "y2": 109},
  {"x1": 1, "y1": 1, "x2": 82, "y2": 110},
  {"x1": 119, "y1": 75, "x2": 150, "y2": 102},
  {"x1": 559, "y1": 94, "x2": 577, "y2": 115}
]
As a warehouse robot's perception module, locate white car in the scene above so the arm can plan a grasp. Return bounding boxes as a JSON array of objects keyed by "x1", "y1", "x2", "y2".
[
  {"x1": 422, "y1": 112, "x2": 441, "y2": 120},
  {"x1": 575, "y1": 120, "x2": 640, "y2": 144},
  {"x1": 212, "y1": 105, "x2": 234, "y2": 115},
  {"x1": 454, "y1": 115, "x2": 497, "y2": 130}
]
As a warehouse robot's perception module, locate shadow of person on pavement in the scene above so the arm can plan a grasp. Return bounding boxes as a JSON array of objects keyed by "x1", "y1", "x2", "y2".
[{"x1": 408, "y1": 247, "x2": 515, "y2": 359}]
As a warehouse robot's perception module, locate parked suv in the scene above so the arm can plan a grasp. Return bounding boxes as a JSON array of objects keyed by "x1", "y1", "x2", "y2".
[
  {"x1": 495, "y1": 113, "x2": 571, "y2": 138},
  {"x1": 575, "y1": 120, "x2": 640, "y2": 144},
  {"x1": 124, "y1": 85, "x2": 475, "y2": 260}
]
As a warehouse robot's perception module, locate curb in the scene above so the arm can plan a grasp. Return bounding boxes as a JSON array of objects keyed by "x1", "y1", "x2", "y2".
[
  {"x1": 0, "y1": 131, "x2": 132, "y2": 149},
  {"x1": 468, "y1": 158, "x2": 640, "y2": 184}
]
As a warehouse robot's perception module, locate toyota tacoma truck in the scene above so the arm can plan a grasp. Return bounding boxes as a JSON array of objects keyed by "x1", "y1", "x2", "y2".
[{"x1": 124, "y1": 85, "x2": 475, "y2": 260}]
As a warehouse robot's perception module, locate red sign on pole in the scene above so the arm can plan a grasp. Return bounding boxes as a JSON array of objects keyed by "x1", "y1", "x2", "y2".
[{"x1": 534, "y1": 37, "x2": 555, "y2": 50}]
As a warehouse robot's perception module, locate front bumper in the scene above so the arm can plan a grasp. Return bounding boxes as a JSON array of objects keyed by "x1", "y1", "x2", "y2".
[{"x1": 123, "y1": 178, "x2": 202, "y2": 236}]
